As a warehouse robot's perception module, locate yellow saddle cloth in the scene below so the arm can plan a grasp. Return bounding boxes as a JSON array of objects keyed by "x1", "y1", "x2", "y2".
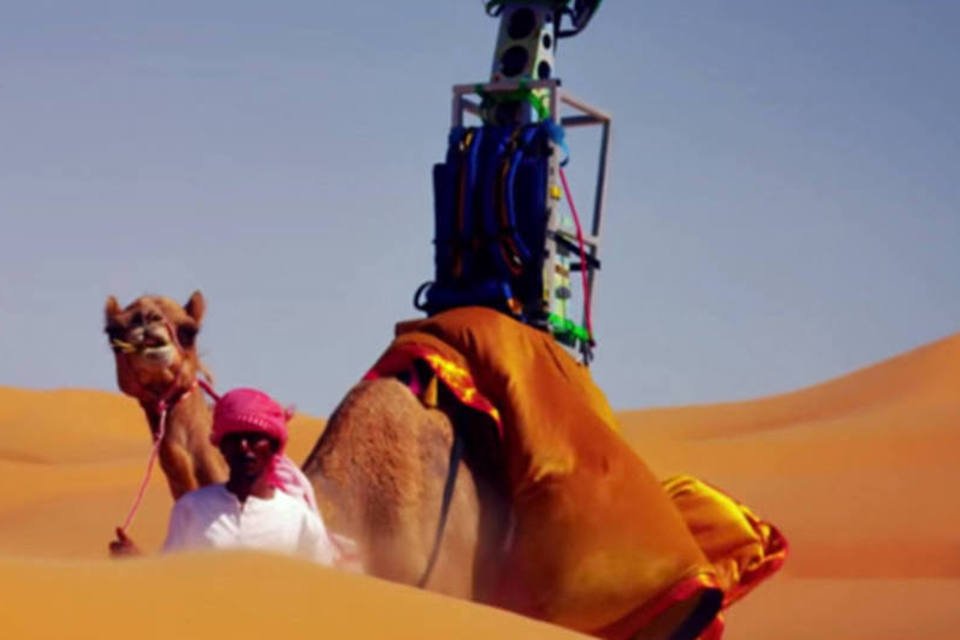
[{"x1": 366, "y1": 307, "x2": 786, "y2": 639}]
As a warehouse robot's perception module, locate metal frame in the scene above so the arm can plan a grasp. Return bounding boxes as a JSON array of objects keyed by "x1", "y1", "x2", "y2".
[{"x1": 449, "y1": 79, "x2": 612, "y2": 362}]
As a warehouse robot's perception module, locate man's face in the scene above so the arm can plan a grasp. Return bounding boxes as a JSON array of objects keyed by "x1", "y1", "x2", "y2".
[{"x1": 218, "y1": 431, "x2": 279, "y2": 482}]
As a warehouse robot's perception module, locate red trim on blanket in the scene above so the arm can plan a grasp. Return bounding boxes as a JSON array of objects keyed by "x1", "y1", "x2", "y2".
[
  {"x1": 698, "y1": 613, "x2": 726, "y2": 640},
  {"x1": 595, "y1": 572, "x2": 723, "y2": 640},
  {"x1": 670, "y1": 476, "x2": 790, "y2": 610},
  {"x1": 364, "y1": 342, "x2": 503, "y2": 439},
  {"x1": 725, "y1": 521, "x2": 788, "y2": 608}
]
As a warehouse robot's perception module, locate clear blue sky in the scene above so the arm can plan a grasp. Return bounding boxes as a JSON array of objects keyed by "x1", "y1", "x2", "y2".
[{"x1": 2, "y1": 1, "x2": 958, "y2": 417}]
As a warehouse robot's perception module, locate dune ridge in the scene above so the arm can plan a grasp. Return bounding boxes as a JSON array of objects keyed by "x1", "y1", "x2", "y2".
[{"x1": 620, "y1": 332, "x2": 960, "y2": 438}]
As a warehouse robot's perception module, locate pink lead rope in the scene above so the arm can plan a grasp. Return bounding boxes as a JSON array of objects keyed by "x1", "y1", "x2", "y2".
[
  {"x1": 117, "y1": 397, "x2": 171, "y2": 534},
  {"x1": 117, "y1": 378, "x2": 220, "y2": 535}
]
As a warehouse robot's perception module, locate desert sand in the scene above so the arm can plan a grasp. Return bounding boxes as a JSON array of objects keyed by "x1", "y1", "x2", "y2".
[{"x1": 1, "y1": 333, "x2": 958, "y2": 638}]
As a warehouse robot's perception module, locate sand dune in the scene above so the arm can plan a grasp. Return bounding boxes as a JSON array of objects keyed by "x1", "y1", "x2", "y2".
[
  {"x1": 1, "y1": 333, "x2": 958, "y2": 638},
  {"x1": 0, "y1": 552, "x2": 590, "y2": 640}
]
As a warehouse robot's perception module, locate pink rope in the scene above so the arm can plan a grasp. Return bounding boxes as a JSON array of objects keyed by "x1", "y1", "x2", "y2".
[
  {"x1": 118, "y1": 401, "x2": 168, "y2": 534},
  {"x1": 197, "y1": 377, "x2": 220, "y2": 402},
  {"x1": 117, "y1": 377, "x2": 220, "y2": 535},
  {"x1": 558, "y1": 166, "x2": 594, "y2": 343}
]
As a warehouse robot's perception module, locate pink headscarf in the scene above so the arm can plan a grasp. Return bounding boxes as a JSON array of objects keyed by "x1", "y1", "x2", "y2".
[{"x1": 210, "y1": 388, "x2": 318, "y2": 512}]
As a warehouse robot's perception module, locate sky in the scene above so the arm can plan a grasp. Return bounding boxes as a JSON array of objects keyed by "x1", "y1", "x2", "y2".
[{"x1": 2, "y1": 1, "x2": 958, "y2": 417}]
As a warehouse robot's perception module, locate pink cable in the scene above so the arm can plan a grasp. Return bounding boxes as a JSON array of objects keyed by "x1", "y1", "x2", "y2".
[{"x1": 558, "y1": 166, "x2": 594, "y2": 343}]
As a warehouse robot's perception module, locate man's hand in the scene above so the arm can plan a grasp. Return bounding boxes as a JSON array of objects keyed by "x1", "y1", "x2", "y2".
[{"x1": 109, "y1": 527, "x2": 142, "y2": 558}]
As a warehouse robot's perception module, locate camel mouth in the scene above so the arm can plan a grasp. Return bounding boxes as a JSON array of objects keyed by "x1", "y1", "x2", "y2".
[
  {"x1": 113, "y1": 327, "x2": 177, "y2": 362},
  {"x1": 140, "y1": 342, "x2": 174, "y2": 360},
  {"x1": 141, "y1": 334, "x2": 169, "y2": 349},
  {"x1": 139, "y1": 343, "x2": 176, "y2": 365}
]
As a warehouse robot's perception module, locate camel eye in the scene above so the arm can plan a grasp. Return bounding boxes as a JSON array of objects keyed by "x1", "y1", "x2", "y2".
[{"x1": 177, "y1": 324, "x2": 198, "y2": 348}]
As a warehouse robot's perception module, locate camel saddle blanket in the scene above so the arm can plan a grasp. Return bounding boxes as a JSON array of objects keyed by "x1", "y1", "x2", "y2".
[{"x1": 365, "y1": 306, "x2": 786, "y2": 639}]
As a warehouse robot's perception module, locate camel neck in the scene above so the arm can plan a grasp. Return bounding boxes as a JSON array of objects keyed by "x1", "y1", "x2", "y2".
[{"x1": 143, "y1": 385, "x2": 210, "y2": 437}]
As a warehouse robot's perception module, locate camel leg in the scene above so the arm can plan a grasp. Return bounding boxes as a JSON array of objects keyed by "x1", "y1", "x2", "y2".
[{"x1": 158, "y1": 442, "x2": 200, "y2": 500}]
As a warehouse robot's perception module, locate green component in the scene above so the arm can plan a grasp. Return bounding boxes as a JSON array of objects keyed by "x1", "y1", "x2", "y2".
[
  {"x1": 475, "y1": 82, "x2": 550, "y2": 122},
  {"x1": 547, "y1": 312, "x2": 591, "y2": 345}
]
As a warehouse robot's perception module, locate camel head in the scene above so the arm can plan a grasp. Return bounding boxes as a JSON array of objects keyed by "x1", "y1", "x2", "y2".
[{"x1": 104, "y1": 291, "x2": 210, "y2": 408}]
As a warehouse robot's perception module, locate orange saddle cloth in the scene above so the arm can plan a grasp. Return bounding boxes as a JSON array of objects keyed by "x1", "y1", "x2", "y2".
[{"x1": 366, "y1": 307, "x2": 786, "y2": 639}]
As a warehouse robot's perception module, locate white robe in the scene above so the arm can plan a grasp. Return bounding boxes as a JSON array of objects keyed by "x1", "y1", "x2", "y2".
[{"x1": 162, "y1": 484, "x2": 337, "y2": 566}]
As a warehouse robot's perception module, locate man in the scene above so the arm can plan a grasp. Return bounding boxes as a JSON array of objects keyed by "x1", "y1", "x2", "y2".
[{"x1": 110, "y1": 387, "x2": 340, "y2": 566}]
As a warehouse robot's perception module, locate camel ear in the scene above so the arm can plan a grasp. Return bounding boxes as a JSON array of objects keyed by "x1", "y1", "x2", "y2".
[
  {"x1": 184, "y1": 290, "x2": 206, "y2": 325},
  {"x1": 104, "y1": 295, "x2": 122, "y2": 324}
]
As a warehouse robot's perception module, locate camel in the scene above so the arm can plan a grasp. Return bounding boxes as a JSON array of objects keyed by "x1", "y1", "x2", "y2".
[
  {"x1": 104, "y1": 291, "x2": 226, "y2": 498},
  {"x1": 301, "y1": 374, "x2": 510, "y2": 600},
  {"x1": 299, "y1": 375, "x2": 722, "y2": 640},
  {"x1": 104, "y1": 293, "x2": 783, "y2": 640},
  {"x1": 301, "y1": 307, "x2": 734, "y2": 640}
]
